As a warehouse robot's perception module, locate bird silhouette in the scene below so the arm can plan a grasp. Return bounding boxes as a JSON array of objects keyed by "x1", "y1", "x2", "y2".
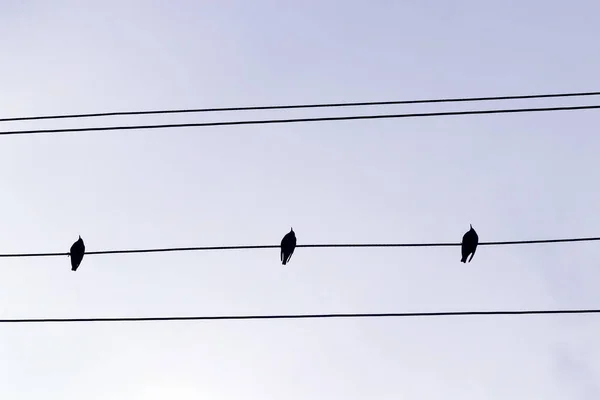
[
  {"x1": 461, "y1": 224, "x2": 478, "y2": 263},
  {"x1": 280, "y1": 228, "x2": 296, "y2": 265},
  {"x1": 69, "y1": 235, "x2": 85, "y2": 271}
]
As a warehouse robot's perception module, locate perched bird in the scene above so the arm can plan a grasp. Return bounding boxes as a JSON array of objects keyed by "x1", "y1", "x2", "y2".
[
  {"x1": 280, "y1": 228, "x2": 297, "y2": 265},
  {"x1": 461, "y1": 224, "x2": 478, "y2": 263},
  {"x1": 69, "y1": 235, "x2": 85, "y2": 271}
]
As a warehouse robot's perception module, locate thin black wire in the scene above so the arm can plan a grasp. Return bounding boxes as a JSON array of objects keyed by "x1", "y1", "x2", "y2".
[
  {"x1": 1, "y1": 309, "x2": 599, "y2": 324},
  {"x1": 2, "y1": 90, "x2": 600, "y2": 122},
  {"x1": 1, "y1": 104, "x2": 600, "y2": 136},
  {"x1": 5, "y1": 236, "x2": 600, "y2": 258}
]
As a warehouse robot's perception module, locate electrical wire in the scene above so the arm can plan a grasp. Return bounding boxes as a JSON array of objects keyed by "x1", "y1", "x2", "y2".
[
  {"x1": 2, "y1": 308, "x2": 599, "y2": 324},
  {"x1": 5, "y1": 235, "x2": 600, "y2": 258},
  {"x1": 1, "y1": 90, "x2": 599, "y2": 123},
  {"x1": 0, "y1": 104, "x2": 599, "y2": 137}
]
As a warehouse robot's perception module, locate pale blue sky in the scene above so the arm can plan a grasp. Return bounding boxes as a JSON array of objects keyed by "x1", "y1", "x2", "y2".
[{"x1": 0, "y1": 1, "x2": 599, "y2": 398}]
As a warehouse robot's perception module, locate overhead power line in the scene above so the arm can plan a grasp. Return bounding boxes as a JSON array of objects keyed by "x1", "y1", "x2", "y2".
[
  {"x1": 4, "y1": 235, "x2": 600, "y2": 258},
  {"x1": 2, "y1": 308, "x2": 600, "y2": 324},
  {"x1": 1, "y1": 104, "x2": 600, "y2": 137},
  {"x1": 2, "y1": 90, "x2": 600, "y2": 123}
]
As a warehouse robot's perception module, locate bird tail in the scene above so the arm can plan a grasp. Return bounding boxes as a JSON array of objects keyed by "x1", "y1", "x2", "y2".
[
  {"x1": 282, "y1": 258, "x2": 287, "y2": 266},
  {"x1": 460, "y1": 256, "x2": 467, "y2": 263},
  {"x1": 468, "y1": 249, "x2": 476, "y2": 262}
]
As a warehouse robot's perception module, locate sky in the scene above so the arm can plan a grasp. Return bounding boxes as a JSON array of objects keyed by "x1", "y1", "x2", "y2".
[{"x1": 0, "y1": 0, "x2": 599, "y2": 398}]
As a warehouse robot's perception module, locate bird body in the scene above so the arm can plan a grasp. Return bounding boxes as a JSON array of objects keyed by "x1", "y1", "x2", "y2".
[
  {"x1": 461, "y1": 225, "x2": 478, "y2": 263},
  {"x1": 70, "y1": 236, "x2": 85, "y2": 271},
  {"x1": 280, "y1": 228, "x2": 297, "y2": 265}
]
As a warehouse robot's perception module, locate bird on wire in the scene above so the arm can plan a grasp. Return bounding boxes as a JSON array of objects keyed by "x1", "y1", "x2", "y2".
[
  {"x1": 280, "y1": 228, "x2": 296, "y2": 265},
  {"x1": 69, "y1": 236, "x2": 85, "y2": 271},
  {"x1": 461, "y1": 225, "x2": 478, "y2": 263}
]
